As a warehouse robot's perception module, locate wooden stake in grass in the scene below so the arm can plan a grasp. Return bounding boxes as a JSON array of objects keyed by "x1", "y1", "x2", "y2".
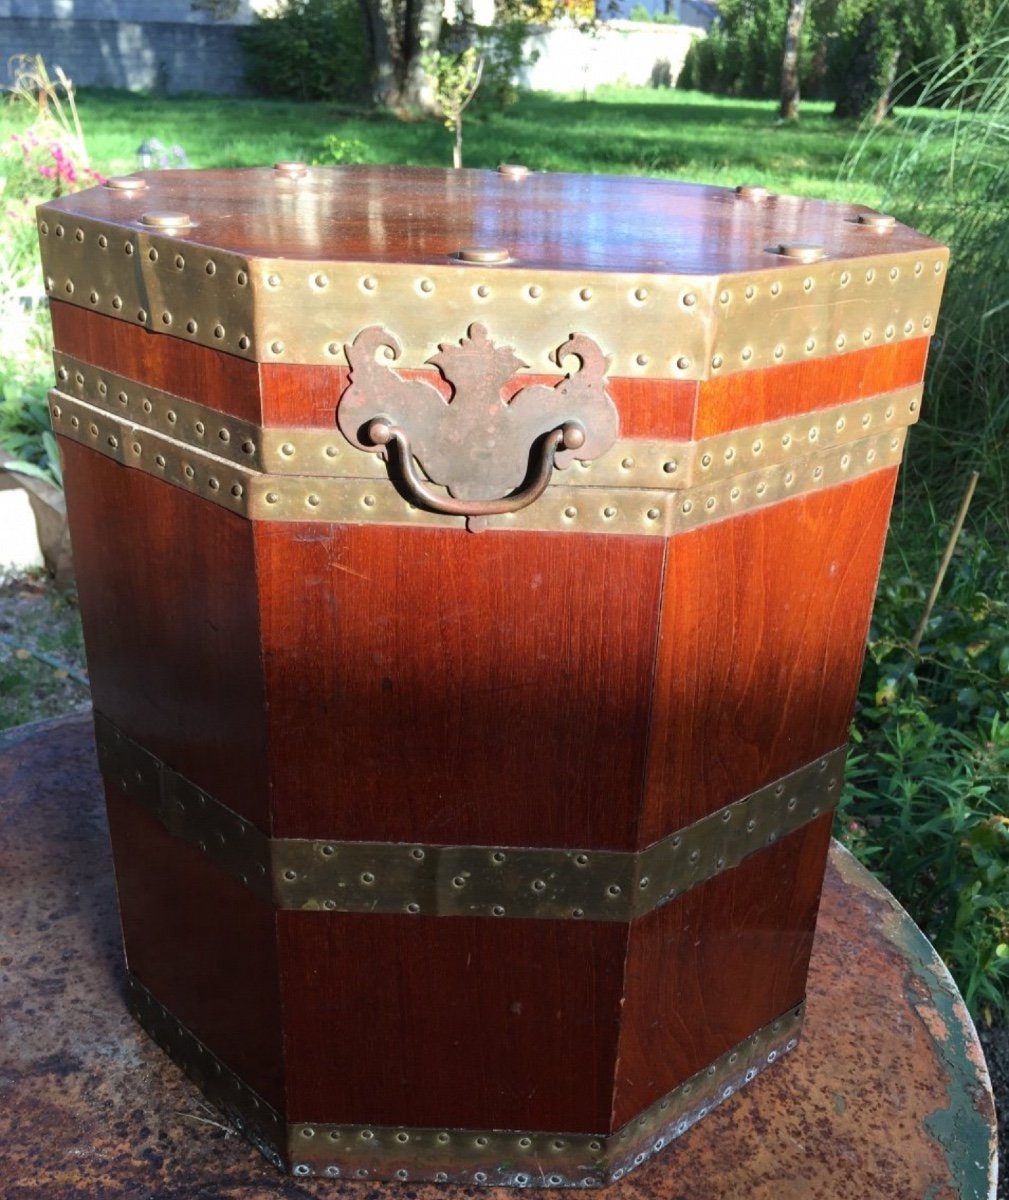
[{"x1": 910, "y1": 470, "x2": 981, "y2": 652}]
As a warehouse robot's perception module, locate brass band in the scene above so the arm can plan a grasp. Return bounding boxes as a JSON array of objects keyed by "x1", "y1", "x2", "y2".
[
  {"x1": 96, "y1": 713, "x2": 843, "y2": 922},
  {"x1": 38, "y1": 206, "x2": 945, "y2": 380},
  {"x1": 126, "y1": 974, "x2": 804, "y2": 1186}
]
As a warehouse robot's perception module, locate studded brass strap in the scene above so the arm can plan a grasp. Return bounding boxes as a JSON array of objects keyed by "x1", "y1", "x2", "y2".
[{"x1": 95, "y1": 713, "x2": 842, "y2": 922}]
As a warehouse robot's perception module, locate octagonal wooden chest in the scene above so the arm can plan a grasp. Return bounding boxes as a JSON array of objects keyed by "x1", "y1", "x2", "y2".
[{"x1": 37, "y1": 165, "x2": 947, "y2": 1186}]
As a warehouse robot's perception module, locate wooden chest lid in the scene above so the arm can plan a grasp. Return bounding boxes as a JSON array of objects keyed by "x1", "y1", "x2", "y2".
[{"x1": 38, "y1": 165, "x2": 948, "y2": 380}]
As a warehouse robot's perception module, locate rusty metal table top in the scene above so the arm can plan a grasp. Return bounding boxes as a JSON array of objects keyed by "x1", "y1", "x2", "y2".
[{"x1": 0, "y1": 714, "x2": 997, "y2": 1200}]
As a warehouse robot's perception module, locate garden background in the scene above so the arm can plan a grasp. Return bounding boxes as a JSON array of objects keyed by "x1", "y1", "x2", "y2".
[{"x1": 1, "y1": 0, "x2": 1007, "y2": 1176}]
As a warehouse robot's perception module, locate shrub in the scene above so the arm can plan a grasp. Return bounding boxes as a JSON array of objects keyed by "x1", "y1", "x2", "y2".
[{"x1": 238, "y1": 0, "x2": 370, "y2": 103}]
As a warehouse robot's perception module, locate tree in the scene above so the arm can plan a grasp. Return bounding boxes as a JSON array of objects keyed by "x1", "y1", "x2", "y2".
[
  {"x1": 357, "y1": 0, "x2": 445, "y2": 113},
  {"x1": 779, "y1": 0, "x2": 808, "y2": 118}
]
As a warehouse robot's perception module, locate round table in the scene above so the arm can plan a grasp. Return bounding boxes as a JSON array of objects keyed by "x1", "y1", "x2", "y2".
[{"x1": 0, "y1": 714, "x2": 998, "y2": 1199}]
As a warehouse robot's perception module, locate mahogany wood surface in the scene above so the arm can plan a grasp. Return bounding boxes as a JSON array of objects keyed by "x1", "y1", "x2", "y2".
[
  {"x1": 105, "y1": 784, "x2": 285, "y2": 1110},
  {"x1": 51, "y1": 300, "x2": 263, "y2": 425},
  {"x1": 60, "y1": 440, "x2": 271, "y2": 830},
  {"x1": 44, "y1": 167, "x2": 944, "y2": 273},
  {"x1": 278, "y1": 909, "x2": 627, "y2": 1131},
  {"x1": 611, "y1": 812, "x2": 833, "y2": 1128},
  {"x1": 256, "y1": 523, "x2": 666, "y2": 847},
  {"x1": 692, "y1": 339, "x2": 930, "y2": 437},
  {"x1": 639, "y1": 468, "x2": 898, "y2": 842}
]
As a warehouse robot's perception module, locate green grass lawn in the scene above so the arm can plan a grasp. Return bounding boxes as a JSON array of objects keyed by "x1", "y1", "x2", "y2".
[{"x1": 2, "y1": 86, "x2": 933, "y2": 208}]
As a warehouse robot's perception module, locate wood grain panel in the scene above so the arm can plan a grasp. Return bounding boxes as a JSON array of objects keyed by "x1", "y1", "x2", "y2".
[
  {"x1": 256, "y1": 524, "x2": 665, "y2": 847},
  {"x1": 61, "y1": 439, "x2": 271, "y2": 829},
  {"x1": 50, "y1": 301, "x2": 262, "y2": 423},
  {"x1": 105, "y1": 785, "x2": 285, "y2": 1111},
  {"x1": 640, "y1": 468, "x2": 898, "y2": 843},
  {"x1": 611, "y1": 812, "x2": 832, "y2": 1129},
  {"x1": 278, "y1": 910, "x2": 626, "y2": 1132},
  {"x1": 264, "y1": 364, "x2": 698, "y2": 440},
  {"x1": 693, "y1": 340, "x2": 930, "y2": 437}
]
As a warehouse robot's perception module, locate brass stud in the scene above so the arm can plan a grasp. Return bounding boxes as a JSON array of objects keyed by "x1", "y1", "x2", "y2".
[
  {"x1": 646, "y1": 508, "x2": 660, "y2": 521},
  {"x1": 55, "y1": 224, "x2": 65, "y2": 237},
  {"x1": 934, "y1": 260, "x2": 944, "y2": 273},
  {"x1": 635, "y1": 353, "x2": 648, "y2": 366},
  {"x1": 682, "y1": 291, "x2": 697, "y2": 307},
  {"x1": 745, "y1": 285, "x2": 755, "y2": 299},
  {"x1": 476, "y1": 284, "x2": 490, "y2": 298},
  {"x1": 676, "y1": 356, "x2": 691, "y2": 370},
  {"x1": 773, "y1": 243, "x2": 825, "y2": 262},
  {"x1": 112, "y1": 296, "x2": 122, "y2": 309},
  {"x1": 922, "y1": 315, "x2": 933, "y2": 329},
  {"x1": 563, "y1": 506, "x2": 577, "y2": 518},
  {"x1": 712, "y1": 354, "x2": 724, "y2": 370},
  {"x1": 266, "y1": 273, "x2": 281, "y2": 288},
  {"x1": 528, "y1": 285, "x2": 542, "y2": 299},
  {"x1": 136, "y1": 307, "x2": 147, "y2": 322},
  {"x1": 456, "y1": 246, "x2": 509, "y2": 264},
  {"x1": 39, "y1": 221, "x2": 48, "y2": 235},
  {"x1": 326, "y1": 342, "x2": 340, "y2": 356},
  {"x1": 719, "y1": 289, "x2": 730, "y2": 304},
  {"x1": 856, "y1": 211, "x2": 896, "y2": 231},
  {"x1": 774, "y1": 344, "x2": 784, "y2": 359},
  {"x1": 141, "y1": 210, "x2": 192, "y2": 229},
  {"x1": 362, "y1": 276, "x2": 377, "y2": 291},
  {"x1": 741, "y1": 347, "x2": 753, "y2": 362},
  {"x1": 634, "y1": 287, "x2": 648, "y2": 302},
  {"x1": 839, "y1": 270, "x2": 850, "y2": 286},
  {"x1": 213, "y1": 325, "x2": 225, "y2": 339},
  {"x1": 161, "y1": 312, "x2": 172, "y2": 326},
  {"x1": 89, "y1": 291, "x2": 99, "y2": 305},
  {"x1": 865, "y1": 268, "x2": 875, "y2": 283},
  {"x1": 805, "y1": 338, "x2": 816, "y2": 352},
  {"x1": 205, "y1": 261, "x2": 216, "y2": 276},
  {"x1": 148, "y1": 248, "x2": 159, "y2": 263},
  {"x1": 270, "y1": 340, "x2": 285, "y2": 355},
  {"x1": 362, "y1": 494, "x2": 376, "y2": 507},
  {"x1": 770, "y1": 281, "x2": 782, "y2": 296},
  {"x1": 419, "y1": 278, "x2": 434, "y2": 294},
  {"x1": 889, "y1": 266, "x2": 899, "y2": 280},
  {"x1": 186, "y1": 320, "x2": 197, "y2": 334},
  {"x1": 65, "y1": 281, "x2": 75, "y2": 295},
  {"x1": 579, "y1": 287, "x2": 593, "y2": 301},
  {"x1": 307, "y1": 493, "x2": 320, "y2": 507},
  {"x1": 105, "y1": 176, "x2": 147, "y2": 192},
  {"x1": 74, "y1": 228, "x2": 84, "y2": 242},
  {"x1": 803, "y1": 277, "x2": 814, "y2": 291}
]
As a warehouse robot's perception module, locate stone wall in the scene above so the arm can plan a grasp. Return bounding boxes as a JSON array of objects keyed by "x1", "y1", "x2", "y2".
[{"x1": 0, "y1": 0, "x2": 269, "y2": 95}]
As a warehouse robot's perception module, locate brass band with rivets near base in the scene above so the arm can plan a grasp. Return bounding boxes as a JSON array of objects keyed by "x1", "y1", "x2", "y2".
[
  {"x1": 49, "y1": 374, "x2": 916, "y2": 536},
  {"x1": 37, "y1": 206, "x2": 946, "y2": 380},
  {"x1": 126, "y1": 974, "x2": 805, "y2": 1186},
  {"x1": 95, "y1": 713, "x2": 844, "y2": 922}
]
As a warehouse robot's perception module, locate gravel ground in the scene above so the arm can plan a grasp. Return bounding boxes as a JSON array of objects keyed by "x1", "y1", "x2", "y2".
[{"x1": 0, "y1": 568, "x2": 1004, "y2": 1190}]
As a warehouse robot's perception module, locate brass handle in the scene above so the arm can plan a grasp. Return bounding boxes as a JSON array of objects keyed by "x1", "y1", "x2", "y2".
[{"x1": 367, "y1": 419, "x2": 587, "y2": 517}]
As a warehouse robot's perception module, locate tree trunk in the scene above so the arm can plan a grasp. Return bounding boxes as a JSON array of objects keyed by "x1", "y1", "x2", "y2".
[
  {"x1": 357, "y1": 0, "x2": 442, "y2": 114},
  {"x1": 779, "y1": 0, "x2": 807, "y2": 120},
  {"x1": 872, "y1": 43, "x2": 901, "y2": 124}
]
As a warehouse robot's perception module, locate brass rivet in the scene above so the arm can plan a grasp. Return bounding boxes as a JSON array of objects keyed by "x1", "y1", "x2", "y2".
[
  {"x1": 662, "y1": 460, "x2": 677, "y2": 474},
  {"x1": 274, "y1": 160, "x2": 307, "y2": 177},
  {"x1": 745, "y1": 285, "x2": 755, "y2": 299},
  {"x1": 476, "y1": 284, "x2": 490, "y2": 298},
  {"x1": 803, "y1": 277, "x2": 814, "y2": 291},
  {"x1": 107, "y1": 435, "x2": 118, "y2": 449},
  {"x1": 634, "y1": 287, "x2": 648, "y2": 302},
  {"x1": 497, "y1": 163, "x2": 529, "y2": 179},
  {"x1": 865, "y1": 268, "x2": 875, "y2": 283},
  {"x1": 312, "y1": 272, "x2": 329, "y2": 290},
  {"x1": 579, "y1": 287, "x2": 592, "y2": 301},
  {"x1": 563, "y1": 506, "x2": 577, "y2": 518},
  {"x1": 187, "y1": 320, "x2": 197, "y2": 334},
  {"x1": 741, "y1": 347, "x2": 752, "y2": 362},
  {"x1": 205, "y1": 261, "x2": 216, "y2": 276},
  {"x1": 155, "y1": 454, "x2": 165, "y2": 468},
  {"x1": 682, "y1": 291, "x2": 697, "y2": 307},
  {"x1": 889, "y1": 267, "x2": 899, "y2": 280},
  {"x1": 602, "y1": 506, "x2": 617, "y2": 519},
  {"x1": 195, "y1": 421, "x2": 205, "y2": 436},
  {"x1": 89, "y1": 291, "x2": 99, "y2": 304},
  {"x1": 74, "y1": 228, "x2": 84, "y2": 242},
  {"x1": 105, "y1": 176, "x2": 147, "y2": 192},
  {"x1": 734, "y1": 184, "x2": 770, "y2": 201},
  {"x1": 266, "y1": 492, "x2": 279, "y2": 504},
  {"x1": 863, "y1": 328, "x2": 873, "y2": 341},
  {"x1": 57, "y1": 366, "x2": 69, "y2": 381},
  {"x1": 45, "y1": 276, "x2": 54, "y2": 291},
  {"x1": 856, "y1": 211, "x2": 896, "y2": 231},
  {"x1": 208, "y1": 477, "x2": 220, "y2": 490},
  {"x1": 923, "y1": 315, "x2": 933, "y2": 329},
  {"x1": 620, "y1": 457, "x2": 634, "y2": 469},
  {"x1": 457, "y1": 246, "x2": 509, "y2": 264},
  {"x1": 885, "y1": 324, "x2": 895, "y2": 339},
  {"x1": 148, "y1": 248, "x2": 158, "y2": 265},
  {"x1": 719, "y1": 289, "x2": 730, "y2": 304},
  {"x1": 774, "y1": 345, "x2": 784, "y2": 359},
  {"x1": 904, "y1": 320, "x2": 914, "y2": 334},
  {"x1": 184, "y1": 465, "x2": 194, "y2": 479},
  {"x1": 646, "y1": 508, "x2": 660, "y2": 521},
  {"x1": 419, "y1": 279, "x2": 434, "y2": 294},
  {"x1": 271, "y1": 340, "x2": 285, "y2": 355},
  {"x1": 39, "y1": 221, "x2": 49, "y2": 235},
  {"x1": 55, "y1": 224, "x2": 65, "y2": 237},
  {"x1": 65, "y1": 281, "x2": 75, "y2": 294},
  {"x1": 266, "y1": 273, "x2": 281, "y2": 288},
  {"x1": 770, "y1": 281, "x2": 782, "y2": 296},
  {"x1": 307, "y1": 493, "x2": 320, "y2": 507},
  {"x1": 112, "y1": 296, "x2": 122, "y2": 309},
  {"x1": 161, "y1": 312, "x2": 172, "y2": 326},
  {"x1": 362, "y1": 276, "x2": 377, "y2": 291},
  {"x1": 676, "y1": 355, "x2": 690, "y2": 370},
  {"x1": 141, "y1": 210, "x2": 191, "y2": 229},
  {"x1": 635, "y1": 353, "x2": 648, "y2": 366},
  {"x1": 362, "y1": 494, "x2": 376, "y2": 508},
  {"x1": 836, "y1": 334, "x2": 846, "y2": 349},
  {"x1": 724, "y1": 447, "x2": 735, "y2": 460},
  {"x1": 528, "y1": 284, "x2": 542, "y2": 299},
  {"x1": 813, "y1": 466, "x2": 824, "y2": 480},
  {"x1": 213, "y1": 325, "x2": 225, "y2": 339},
  {"x1": 218, "y1": 428, "x2": 231, "y2": 444},
  {"x1": 773, "y1": 243, "x2": 824, "y2": 262},
  {"x1": 835, "y1": 417, "x2": 845, "y2": 432},
  {"x1": 805, "y1": 338, "x2": 815, "y2": 352},
  {"x1": 700, "y1": 453, "x2": 712, "y2": 468},
  {"x1": 136, "y1": 307, "x2": 147, "y2": 322},
  {"x1": 682, "y1": 500, "x2": 693, "y2": 514},
  {"x1": 167, "y1": 410, "x2": 177, "y2": 424},
  {"x1": 712, "y1": 354, "x2": 724, "y2": 369},
  {"x1": 839, "y1": 271, "x2": 850, "y2": 286},
  {"x1": 280, "y1": 442, "x2": 295, "y2": 457},
  {"x1": 752, "y1": 439, "x2": 763, "y2": 454},
  {"x1": 914, "y1": 261, "x2": 924, "y2": 275}
]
